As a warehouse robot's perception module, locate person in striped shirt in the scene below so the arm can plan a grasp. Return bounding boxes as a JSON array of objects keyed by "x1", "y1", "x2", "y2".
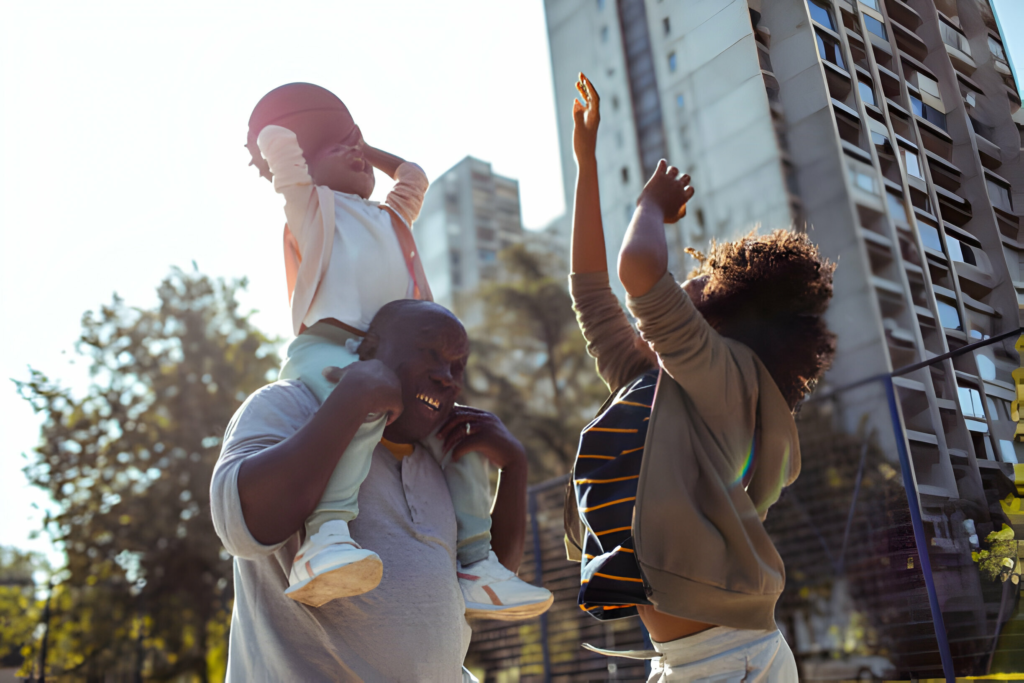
[{"x1": 564, "y1": 73, "x2": 836, "y2": 681}]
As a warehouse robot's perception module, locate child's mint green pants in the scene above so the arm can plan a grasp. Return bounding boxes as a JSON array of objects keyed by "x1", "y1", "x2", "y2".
[{"x1": 279, "y1": 322, "x2": 493, "y2": 566}]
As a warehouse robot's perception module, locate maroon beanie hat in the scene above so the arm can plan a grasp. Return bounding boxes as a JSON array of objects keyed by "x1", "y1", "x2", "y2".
[{"x1": 246, "y1": 83, "x2": 356, "y2": 181}]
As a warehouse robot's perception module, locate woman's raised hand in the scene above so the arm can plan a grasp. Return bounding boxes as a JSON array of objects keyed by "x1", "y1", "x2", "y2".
[
  {"x1": 572, "y1": 72, "x2": 600, "y2": 162},
  {"x1": 638, "y1": 160, "x2": 694, "y2": 224}
]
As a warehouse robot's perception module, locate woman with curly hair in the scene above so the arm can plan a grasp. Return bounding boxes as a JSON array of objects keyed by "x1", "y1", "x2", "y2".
[{"x1": 563, "y1": 73, "x2": 836, "y2": 681}]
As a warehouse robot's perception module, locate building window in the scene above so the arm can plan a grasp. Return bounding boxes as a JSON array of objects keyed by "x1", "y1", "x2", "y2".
[
  {"x1": 937, "y1": 298, "x2": 962, "y2": 330},
  {"x1": 815, "y1": 30, "x2": 845, "y2": 69},
  {"x1": 863, "y1": 14, "x2": 887, "y2": 40},
  {"x1": 675, "y1": 94, "x2": 684, "y2": 109},
  {"x1": 807, "y1": 0, "x2": 836, "y2": 31},
  {"x1": 668, "y1": 52, "x2": 677, "y2": 72},
  {"x1": 858, "y1": 80, "x2": 876, "y2": 106},
  {"x1": 917, "y1": 73, "x2": 942, "y2": 100},
  {"x1": 597, "y1": 0, "x2": 605, "y2": 9},
  {"x1": 612, "y1": 95, "x2": 620, "y2": 110},
  {"x1": 939, "y1": 20, "x2": 971, "y2": 55},
  {"x1": 848, "y1": 159, "x2": 877, "y2": 194},
  {"x1": 870, "y1": 130, "x2": 889, "y2": 148},
  {"x1": 478, "y1": 248, "x2": 497, "y2": 263},
  {"x1": 976, "y1": 354, "x2": 996, "y2": 380},
  {"x1": 909, "y1": 95, "x2": 947, "y2": 131},
  {"x1": 954, "y1": 385, "x2": 987, "y2": 428},
  {"x1": 663, "y1": 17, "x2": 670, "y2": 35},
  {"x1": 945, "y1": 235, "x2": 964, "y2": 262},
  {"x1": 887, "y1": 191, "x2": 908, "y2": 224},
  {"x1": 999, "y1": 440, "x2": 1018, "y2": 464},
  {"x1": 918, "y1": 223, "x2": 943, "y2": 251},
  {"x1": 621, "y1": 166, "x2": 630, "y2": 184},
  {"x1": 900, "y1": 146, "x2": 923, "y2": 179},
  {"x1": 859, "y1": 0, "x2": 879, "y2": 9},
  {"x1": 600, "y1": 25, "x2": 609, "y2": 42},
  {"x1": 987, "y1": 177, "x2": 1013, "y2": 212},
  {"x1": 989, "y1": 36, "x2": 1007, "y2": 62}
]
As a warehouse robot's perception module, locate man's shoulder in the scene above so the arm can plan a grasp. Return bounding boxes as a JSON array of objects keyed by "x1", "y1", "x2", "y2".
[{"x1": 229, "y1": 380, "x2": 319, "y2": 434}]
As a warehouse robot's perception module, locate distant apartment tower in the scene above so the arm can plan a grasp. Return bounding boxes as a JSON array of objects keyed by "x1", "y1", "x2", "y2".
[
  {"x1": 546, "y1": 0, "x2": 798, "y2": 296},
  {"x1": 417, "y1": 156, "x2": 525, "y2": 327},
  {"x1": 546, "y1": 0, "x2": 1024, "y2": 676}
]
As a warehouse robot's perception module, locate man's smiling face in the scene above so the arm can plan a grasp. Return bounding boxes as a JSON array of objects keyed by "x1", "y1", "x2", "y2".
[{"x1": 360, "y1": 302, "x2": 469, "y2": 444}]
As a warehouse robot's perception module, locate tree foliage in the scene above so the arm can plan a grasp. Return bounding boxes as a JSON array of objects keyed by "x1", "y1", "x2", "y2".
[
  {"x1": 973, "y1": 524, "x2": 1018, "y2": 583},
  {"x1": 463, "y1": 244, "x2": 608, "y2": 482},
  {"x1": 0, "y1": 547, "x2": 47, "y2": 672},
  {"x1": 16, "y1": 267, "x2": 277, "y2": 681}
]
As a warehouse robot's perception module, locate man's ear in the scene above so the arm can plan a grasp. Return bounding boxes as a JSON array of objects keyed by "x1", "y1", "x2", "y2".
[{"x1": 357, "y1": 332, "x2": 379, "y2": 360}]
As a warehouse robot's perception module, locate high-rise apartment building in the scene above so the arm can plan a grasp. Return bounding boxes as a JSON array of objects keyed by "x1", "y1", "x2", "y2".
[
  {"x1": 417, "y1": 156, "x2": 525, "y2": 327},
  {"x1": 545, "y1": 0, "x2": 1023, "y2": 676}
]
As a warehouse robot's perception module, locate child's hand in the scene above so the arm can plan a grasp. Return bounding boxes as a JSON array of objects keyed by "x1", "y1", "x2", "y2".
[
  {"x1": 323, "y1": 360, "x2": 404, "y2": 425},
  {"x1": 637, "y1": 160, "x2": 694, "y2": 224},
  {"x1": 436, "y1": 406, "x2": 526, "y2": 471},
  {"x1": 572, "y1": 73, "x2": 600, "y2": 162}
]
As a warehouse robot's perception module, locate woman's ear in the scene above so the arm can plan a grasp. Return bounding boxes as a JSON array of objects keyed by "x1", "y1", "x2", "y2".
[{"x1": 357, "y1": 332, "x2": 379, "y2": 361}]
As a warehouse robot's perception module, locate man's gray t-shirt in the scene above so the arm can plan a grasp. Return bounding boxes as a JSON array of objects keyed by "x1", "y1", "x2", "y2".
[{"x1": 210, "y1": 380, "x2": 472, "y2": 681}]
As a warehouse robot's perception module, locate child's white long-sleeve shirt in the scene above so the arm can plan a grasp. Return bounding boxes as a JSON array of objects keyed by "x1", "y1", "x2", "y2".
[{"x1": 256, "y1": 125, "x2": 431, "y2": 335}]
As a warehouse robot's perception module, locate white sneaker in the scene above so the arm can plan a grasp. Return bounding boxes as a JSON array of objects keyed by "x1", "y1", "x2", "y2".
[
  {"x1": 284, "y1": 520, "x2": 383, "y2": 607},
  {"x1": 459, "y1": 551, "x2": 554, "y2": 621}
]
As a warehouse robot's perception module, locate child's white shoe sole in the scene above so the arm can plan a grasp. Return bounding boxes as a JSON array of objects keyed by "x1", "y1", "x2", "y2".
[
  {"x1": 464, "y1": 592, "x2": 554, "y2": 621},
  {"x1": 285, "y1": 553, "x2": 383, "y2": 607}
]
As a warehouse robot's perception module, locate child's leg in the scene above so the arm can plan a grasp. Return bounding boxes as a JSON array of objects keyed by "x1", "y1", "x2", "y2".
[
  {"x1": 422, "y1": 434, "x2": 553, "y2": 621},
  {"x1": 443, "y1": 451, "x2": 493, "y2": 566},
  {"x1": 420, "y1": 435, "x2": 492, "y2": 564},
  {"x1": 279, "y1": 324, "x2": 384, "y2": 536}
]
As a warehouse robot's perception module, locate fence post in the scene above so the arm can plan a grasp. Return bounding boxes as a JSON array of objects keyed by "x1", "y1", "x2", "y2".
[
  {"x1": 528, "y1": 488, "x2": 552, "y2": 682},
  {"x1": 884, "y1": 377, "x2": 955, "y2": 682}
]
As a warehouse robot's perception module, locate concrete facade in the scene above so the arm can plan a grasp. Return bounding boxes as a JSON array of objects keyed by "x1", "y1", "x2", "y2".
[
  {"x1": 416, "y1": 156, "x2": 525, "y2": 328},
  {"x1": 545, "y1": 0, "x2": 1024, "y2": 675}
]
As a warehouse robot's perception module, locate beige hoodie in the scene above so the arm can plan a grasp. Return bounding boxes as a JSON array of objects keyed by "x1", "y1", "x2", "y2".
[{"x1": 565, "y1": 270, "x2": 800, "y2": 631}]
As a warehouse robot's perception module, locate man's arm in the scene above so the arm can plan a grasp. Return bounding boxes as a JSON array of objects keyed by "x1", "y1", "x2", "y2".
[
  {"x1": 437, "y1": 406, "x2": 527, "y2": 572},
  {"x1": 236, "y1": 361, "x2": 402, "y2": 546}
]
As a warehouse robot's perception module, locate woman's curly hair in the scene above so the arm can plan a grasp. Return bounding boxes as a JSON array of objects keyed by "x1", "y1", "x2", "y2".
[{"x1": 686, "y1": 229, "x2": 837, "y2": 409}]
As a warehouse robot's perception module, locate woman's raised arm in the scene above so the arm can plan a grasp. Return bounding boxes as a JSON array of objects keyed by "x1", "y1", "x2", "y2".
[{"x1": 569, "y1": 73, "x2": 656, "y2": 392}]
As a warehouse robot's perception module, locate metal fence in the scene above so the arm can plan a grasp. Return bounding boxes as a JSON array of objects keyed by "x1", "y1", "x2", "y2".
[
  {"x1": 465, "y1": 476, "x2": 649, "y2": 682},
  {"x1": 467, "y1": 328, "x2": 1024, "y2": 682}
]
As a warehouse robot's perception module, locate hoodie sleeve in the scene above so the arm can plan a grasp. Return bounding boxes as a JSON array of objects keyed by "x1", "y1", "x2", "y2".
[
  {"x1": 626, "y1": 272, "x2": 758, "y2": 452},
  {"x1": 569, "y1": 270, "x2": 657, "y2": 394}
]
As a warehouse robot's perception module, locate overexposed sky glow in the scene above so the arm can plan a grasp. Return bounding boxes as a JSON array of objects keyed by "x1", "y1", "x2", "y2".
[
  {"x1": 1, "y1": 1, "x2": 1022, "y2": 564},
  {"x1": 0, "y1": 1, "x2": 566, "y2": 562}
]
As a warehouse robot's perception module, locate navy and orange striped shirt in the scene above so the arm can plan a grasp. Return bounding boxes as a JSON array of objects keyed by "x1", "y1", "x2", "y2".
[{"x1": 573, "y1": 368, "x2": 659, "y2": 620}]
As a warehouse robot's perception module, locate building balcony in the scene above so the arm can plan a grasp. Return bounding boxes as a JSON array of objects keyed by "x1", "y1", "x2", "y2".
[
  {"x1": 925, "y1": 150, "x2": 962, "y2": 192},
  {"x1": 891, "y1": 19, "x2": 927, "y2": 61},
  {"x1": 974, "y1": 133, "x2": 1002, "y2": 170},
  {"x1": 886, "y1": 0, "x2": 922, "y2": 29},
  {"x1": 943, "y1": 38, "x2": 976, "y2": 76},
  {"x1": 822, "y1": 60, "x2": 852, "y2": 100},
  {"x1": 935, "y1": 185, "x2": 972, "y2": 226}
]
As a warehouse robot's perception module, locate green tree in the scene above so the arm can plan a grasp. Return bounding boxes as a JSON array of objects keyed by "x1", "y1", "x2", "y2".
[
  {"x1": 0, "y1": 547, "x2": 47, "y2": 674},
  {"x1": 464, "y1": 244, "x2": 607, "y2": 482},
  {"x1": 16, "y1": 267, "x2": 278, "y2": 681}
]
